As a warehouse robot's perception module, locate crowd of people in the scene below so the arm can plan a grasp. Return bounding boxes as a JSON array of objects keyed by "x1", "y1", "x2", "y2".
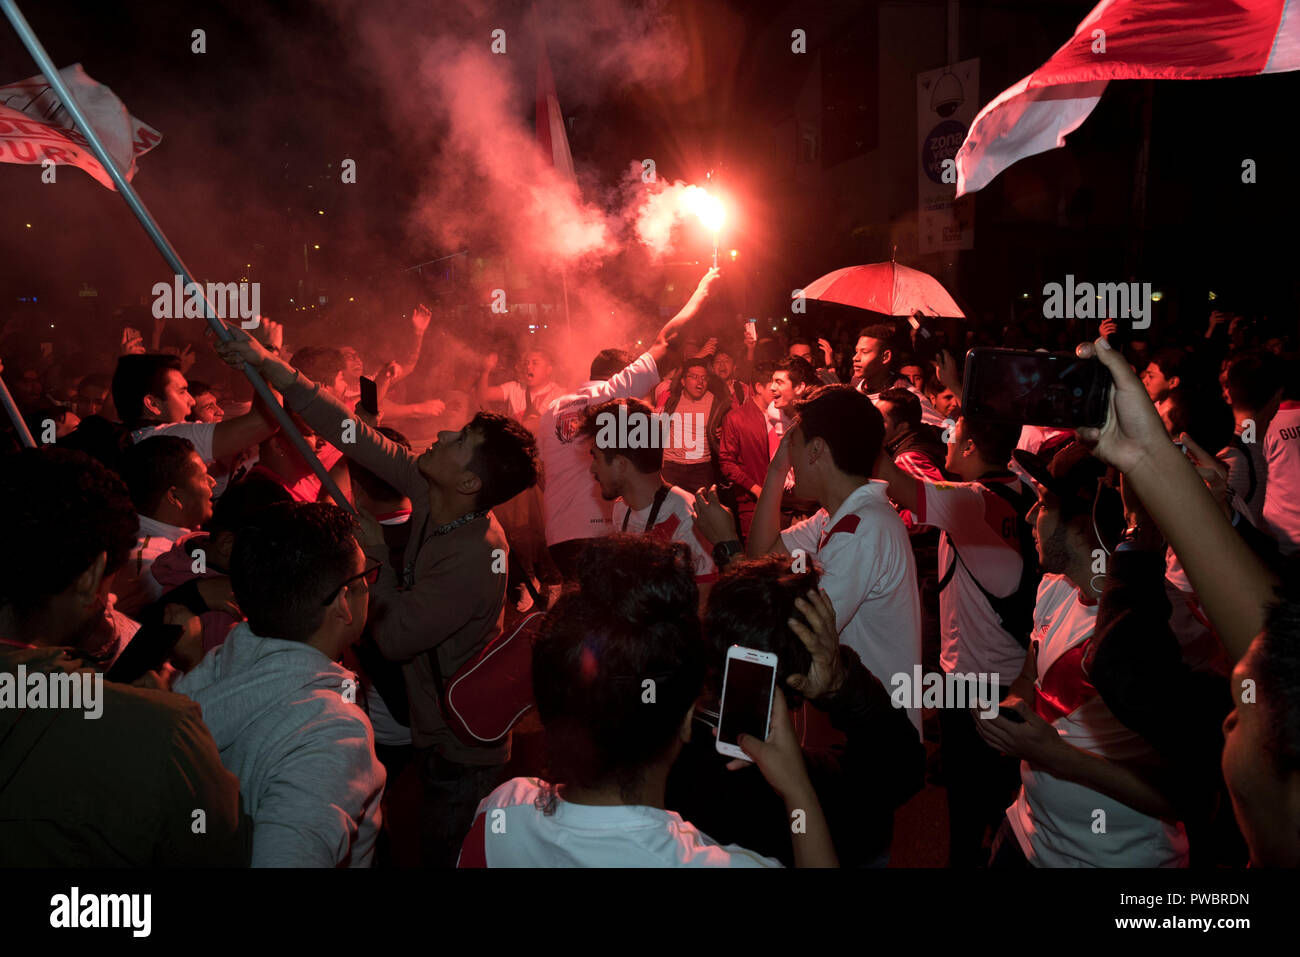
[{"x1": 1, "y1": 266, "x2": 1297, "y2": 869}]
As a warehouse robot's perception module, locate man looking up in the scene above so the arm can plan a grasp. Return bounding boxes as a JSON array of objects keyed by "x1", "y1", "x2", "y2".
[{"x1": 215, "y1": 330, "x2": 540, "y2": 868}]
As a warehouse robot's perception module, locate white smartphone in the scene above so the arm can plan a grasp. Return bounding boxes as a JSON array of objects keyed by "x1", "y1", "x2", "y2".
[
  {"x1": 743, "y1": 318, "x2": 757, "y2": 344},
  {"x1": 715, "y1": 645, "x2": 778, "y2": 762}
]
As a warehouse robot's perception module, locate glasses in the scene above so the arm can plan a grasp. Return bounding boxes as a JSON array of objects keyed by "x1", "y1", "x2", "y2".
[{"x1": 321, "y1": 561, "x2": 382, "y2": 605}]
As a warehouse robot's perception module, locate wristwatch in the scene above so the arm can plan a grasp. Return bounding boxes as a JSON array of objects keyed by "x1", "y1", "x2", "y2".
[
  {"x1": 1115, "y1": 523, "x2": 1163, "y2": 552},
  {"x1": 712, "y1": 540, "x2": 744, "y2": 567}
]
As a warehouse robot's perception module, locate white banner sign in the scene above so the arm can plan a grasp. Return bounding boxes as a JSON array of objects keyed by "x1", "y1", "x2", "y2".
[{"x1": 917, "y1": 58, "x2": 978, "y2": 253}]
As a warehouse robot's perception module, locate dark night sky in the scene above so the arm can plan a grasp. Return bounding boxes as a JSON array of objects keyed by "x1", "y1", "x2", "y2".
[{"x1": 1, "y1": 0, "x2": 1296, "y2": 372}]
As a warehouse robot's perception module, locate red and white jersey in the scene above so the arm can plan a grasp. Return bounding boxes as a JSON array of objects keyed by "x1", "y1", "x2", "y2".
[
  {"x1": 613, "y1": 486, "x2": 718, "y2": 585},
  {"x1": 912, "y1": 477, "x2": 1027, "y2": 678},
  {"x1": 781, "y1": 481, "x2": 922, "y2": 735},
  {"x1": 1263, "y1": 400, "x2": 1300, "y2": 555},
  {"x1": 1006, "y1": 574, "x2": 1189, "y2": 867},
  {"x1": 538, "y1": 353, "x2": 662, "y2": 546},
  {"x1": 891, "y1": 449, "x2": 945, "y2": 531},
  {"x1": 458, "y1": 777, "x2": 781, "y2": 867}
]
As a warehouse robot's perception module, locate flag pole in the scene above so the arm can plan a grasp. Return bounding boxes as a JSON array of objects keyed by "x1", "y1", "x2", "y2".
[
  {"x1": 0, "y1": 0, "x2": 351, "y2": 510},
  {"x1": 560, "y1": 266, "x2": 572, "y2": 340},
  {"x1": 0, "y1": 373, "x2": 36, "y2": 448}
]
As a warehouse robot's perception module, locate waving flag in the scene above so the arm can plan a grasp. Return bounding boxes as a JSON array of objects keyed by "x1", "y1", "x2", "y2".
[
  {"x1": 955, "y1": 0, "x2": 1300, "y2": 197},
  {"x1": 0, "y1": 63, "x2": 161, "y2": 190},
  {"x1": 534, "y1": 5, "x2": 575, "y2": 183}
]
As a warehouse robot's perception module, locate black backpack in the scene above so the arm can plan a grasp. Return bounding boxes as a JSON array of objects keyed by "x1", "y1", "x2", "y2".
[{"x1": 937, "y1": 479, "x2": 1040, "y2": 648}]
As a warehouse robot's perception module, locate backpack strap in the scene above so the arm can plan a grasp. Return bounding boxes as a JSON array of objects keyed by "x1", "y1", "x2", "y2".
[
  {"x1": 623, "y1": 484, "x2": 671, "y2": 533},
  {"x1": 937, "y1": 479, "x2": 1031, "y2": 598}
]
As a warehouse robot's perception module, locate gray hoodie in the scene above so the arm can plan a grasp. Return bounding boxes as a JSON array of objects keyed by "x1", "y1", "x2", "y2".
[{"x1": 174, "y1": 623, "x2": 386, "y2": 867}]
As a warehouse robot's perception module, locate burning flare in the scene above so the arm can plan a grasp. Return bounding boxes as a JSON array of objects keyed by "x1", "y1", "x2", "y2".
[{"x1": 681, "y1": 185, "x2": 725, "y2": 233}]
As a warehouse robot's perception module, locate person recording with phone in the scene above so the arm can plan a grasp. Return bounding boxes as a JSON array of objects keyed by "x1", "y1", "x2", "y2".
[
  {"x1": 666, "y1": 555, "x2": 924, "y2": 867},
  {"x1": 458, "y1": 537, "x2": 837, "y2": 867},
  {"x1": 1068, "y1": 335, "x2": 1298, "y2": 868}
]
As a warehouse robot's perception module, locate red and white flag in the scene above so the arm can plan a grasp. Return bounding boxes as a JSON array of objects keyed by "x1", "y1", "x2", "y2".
[
  {"x1": 534, "y1": 6, "x2": 575, "y2": 183},
  {"x1": 0, "y1": 63, "x2": 161, "y2": 190},
  {"x1": 955, "y1": 0, "x2": 1300, "y2": 197}
]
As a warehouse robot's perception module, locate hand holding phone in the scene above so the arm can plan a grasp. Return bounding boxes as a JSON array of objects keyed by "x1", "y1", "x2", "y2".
[
  {"x1": 743, "y1": 318, "x2": 757, "y2": 344},
  {"x1": 726, "y1": 685, "x2": 820, "y2": 807},
  {"x1": 716, "y1": 645, "x2": 778, "y2": 762},
  {"x1": 962, "y1": 347, "x2": 1112, "y2": 429}
]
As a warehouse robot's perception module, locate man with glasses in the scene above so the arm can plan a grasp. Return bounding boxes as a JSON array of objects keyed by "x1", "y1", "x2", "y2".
[
  {"x1": 174, "y1": 502, "x2": 388, "y2": 867},
  {"x1": 659, "y1": 356, "x2": 728, "y2": 492}
]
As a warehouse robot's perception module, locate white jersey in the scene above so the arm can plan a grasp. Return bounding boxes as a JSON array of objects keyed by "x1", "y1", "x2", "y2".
[
  {"x1": 458, "y1": 777, "x2": 781, "y2": 867},
  {"x1": 1263, "y1": 401, "x2": 1300, "y2": 555},
  {"x1": 781, "y1": 481, "x2": 922, "y2": 734},
  {"x1": 912, "y1": 476, "x2": 1028, "y2": 679},
  {"x1": 1006, "y1": 575, "x2": 1189, "y2": 867},
  {"x1": 538, "y1": 353, "x2": 662, "y2": 546},
  {"x1": 613, "y1": 486, "x2": 717, "y2": 584}
]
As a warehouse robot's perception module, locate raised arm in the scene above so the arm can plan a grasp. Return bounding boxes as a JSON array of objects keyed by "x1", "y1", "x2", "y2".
[
  {"x1": 211, "y1": 402, "x2": 277, "y2": 461},
  {"x1": 746, "y1": 428, "x2": 793, "y2": 557},
  {"x1": 477, "y1": 353, "x2": 507, "y2": 403},
  {"x1": 214, "y1": 332, "x2": 423, "y2": 500},
  {"x1": 648, "y1": 268, "x2": 722, "y2": 371},
  {"x1": 873, "y1": 450, "x2": 921, "y2": 514},
  {"x1": 390, "y1": 303, "x2": 431, "y2": 386}
]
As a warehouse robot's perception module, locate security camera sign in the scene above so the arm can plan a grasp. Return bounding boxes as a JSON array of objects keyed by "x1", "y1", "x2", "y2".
[{"x1": 917, "y1": 58, "x2": 978, "y2": 253}]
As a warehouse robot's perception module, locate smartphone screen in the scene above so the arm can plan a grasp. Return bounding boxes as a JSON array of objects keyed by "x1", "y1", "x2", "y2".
[
  {"x1": 962, "y1": 348, "x2": 1112, "y2": 429},
  {"x1": 743, "y1": 318, "x2": 757, "y2": 343},
  {"x1": 359, "y1": 376, "x2": 378, "y2": 416},
  {"x1": 717, "y1": 652, "x2": 776, "y2": 753}
]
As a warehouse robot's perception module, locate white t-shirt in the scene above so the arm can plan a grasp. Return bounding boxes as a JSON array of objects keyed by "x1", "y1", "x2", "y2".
[
  {"x1": 913, "y1": 476, "x2": 1027, "y2": 680},
  {"x1": 661, "y1": 392, "x2": 714, "y2": 465},
  {"x1": 538, "y1": 353, "x2": 662, "y2": 546},
  {"x1": 1005, "y1": 574, "x2": 1189, "y2": 867},
  {"x1": 781, "y1": 481, "x2": 923, "y2": 735},
  {"x1": 131, "y1": 421, "x2": 216, "y2": 461},
  {"x1": 613, "y1": 486, "x2": 717, "y2": 584},
  {"x1": 1263, "y1": 401, "x2": 1300, "y2": 555},
  {"x1": 458, "y1": 777, "x2": 782, "y2": 867},
  {"x1": 131, "y1": 420, "x2": 252, "y2": 498}
]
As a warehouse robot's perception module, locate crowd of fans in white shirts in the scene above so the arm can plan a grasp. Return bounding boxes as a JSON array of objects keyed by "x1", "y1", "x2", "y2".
[{"x1": 1, "y1": 267, "x2": 1298, "y2": 869}]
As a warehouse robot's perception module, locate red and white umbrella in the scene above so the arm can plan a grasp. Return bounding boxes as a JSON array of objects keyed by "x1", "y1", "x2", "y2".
[{"x1": 800, "y1": 261, "x2": 965, "y2": 318}]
